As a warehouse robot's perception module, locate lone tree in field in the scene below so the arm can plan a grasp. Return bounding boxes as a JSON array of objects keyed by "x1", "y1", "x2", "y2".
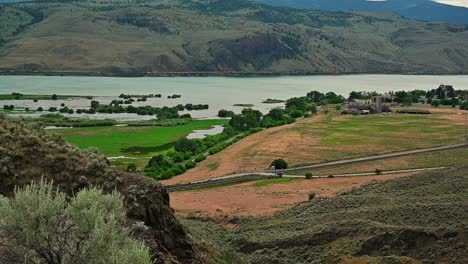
[
  {"x1": 0, "y1": 181, "x2": 151, "y2": 264},
  {"x1": 271, "y1": 159, "x2": 288, "y2": 170}
]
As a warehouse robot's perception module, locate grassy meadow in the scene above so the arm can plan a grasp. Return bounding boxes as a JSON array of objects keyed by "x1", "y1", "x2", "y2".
[
  {"x1": 54, "y1": 119, "x2": 228, "y2": 168},
  {"x1": 178, "y1": 107, "x2": 467, "y2": 180},
  {"x1": 294, "y1": 110, "x2": 466, "y2": 163}
]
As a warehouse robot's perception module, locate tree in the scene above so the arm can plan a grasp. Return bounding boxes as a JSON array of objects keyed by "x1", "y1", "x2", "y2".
[
  {"x1": 266, "y1": 108, "x2": 285, "y2": 121},
  {"x1": 218, "y1": 109, "x2": 235, "y2": 118},
  {"x1": 271, "y1": 159, "x2": 288, "y2": 170},
  {"x1": 51, "y1": 94, "x2": 58, "y2": 100},
  {"x1": 0, "y1": 181, "x2": 151, "y2": 264},
  {"x1": 147, "y1": 154, "x2": 171, "y2": 169},
  {"x1": 174, "y1": 138, "x2": 200, "y2": 154},
  {"x1": 289, "y1": 109, "x2": 304, "y2": 118},
  {"x1": 306, "y1": 91, "x2": 325, "y2": 103},
  {"x1": 286, "y1": 97, "x2": 307, "y2": 110},
  {"x1": 431, "y1": 100, "x2": 440, "y2": 107}
]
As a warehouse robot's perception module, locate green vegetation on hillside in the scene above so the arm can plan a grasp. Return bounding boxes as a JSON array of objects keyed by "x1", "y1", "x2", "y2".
[{"x1": 1, "y1": 0, "x2": 468, "y2": 75}]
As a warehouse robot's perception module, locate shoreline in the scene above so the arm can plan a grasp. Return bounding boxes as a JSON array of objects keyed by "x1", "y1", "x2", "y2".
[{"x1": 1, "y1": 70, "x2": 468, "y2": 78}]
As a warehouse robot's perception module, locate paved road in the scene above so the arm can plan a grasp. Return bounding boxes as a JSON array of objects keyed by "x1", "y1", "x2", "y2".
[{"x1": 278, "y1": 143, "x2": 468, "y2": 173}]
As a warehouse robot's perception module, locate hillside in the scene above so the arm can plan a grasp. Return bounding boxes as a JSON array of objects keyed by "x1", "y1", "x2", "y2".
[
  {"x1": 0, "y1": 115, "x2": 205, "y2": 263},
  {"x1": 259, "y1": 0, "x2": 468, "y2": 25},
  {"x1": 182, "y1": 166, "x2": 468, "y2": 263},
  {"x1": 1, "y1": 0, "x2": 468, "y2": 75}
]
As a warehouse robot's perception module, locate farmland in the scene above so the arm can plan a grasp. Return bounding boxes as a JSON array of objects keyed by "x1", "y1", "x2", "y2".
[
  {"x1": 165, "y1": 106, "x2": 467, "y2": 184},
  {"x1": 54, "y1": 119, "x2": 228, "y2": 168}
]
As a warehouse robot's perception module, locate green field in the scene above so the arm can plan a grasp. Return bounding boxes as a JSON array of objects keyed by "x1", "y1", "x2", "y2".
[
  {"x1": 293, "y1": 111, "x2": 466, "y2": 163},
  {"x1": 54, "y1": 119, "x2": 228, "y2": 167},
  {"x1": 254, "y1": 178, "x2": 294, "y2": 187}
]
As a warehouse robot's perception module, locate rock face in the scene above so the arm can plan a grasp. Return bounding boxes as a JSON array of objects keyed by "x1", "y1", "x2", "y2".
[{"x1": 0, "y1": 116, "x2": 205, "y2": 263}]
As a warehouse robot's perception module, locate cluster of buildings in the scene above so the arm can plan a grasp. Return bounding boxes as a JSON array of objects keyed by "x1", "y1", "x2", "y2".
[{"x1": 344, "y1": 96, "x2": 388, "y2": 115}]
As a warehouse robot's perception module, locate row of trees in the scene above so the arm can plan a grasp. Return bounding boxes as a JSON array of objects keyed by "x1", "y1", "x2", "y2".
[{"x1": 145, "y1": 92, "x2": 327, "y2": 179}]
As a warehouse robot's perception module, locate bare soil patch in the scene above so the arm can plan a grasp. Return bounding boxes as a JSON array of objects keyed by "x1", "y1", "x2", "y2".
[{"x1": 170, "y1": 173, "x2": 416, "y2": 218}]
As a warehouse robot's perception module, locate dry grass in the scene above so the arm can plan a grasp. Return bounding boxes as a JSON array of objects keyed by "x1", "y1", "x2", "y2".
[{"x1": 164, "y1": 108, "x2": 466, "y2": 184}]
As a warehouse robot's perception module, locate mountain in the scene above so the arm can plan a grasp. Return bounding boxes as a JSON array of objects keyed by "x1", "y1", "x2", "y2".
[
  {"x1": 0, "y1": 115, "x2": 205, "y2": 263},
  {"x1": 1, "y1": 0, "x2": 468, "y2": 76},
  {"x1": 259, "y1": 0, "x2": 468, "y2": 25},
  {"x1": 184, "y1": 166, "x2": 468, "y2": 263}
]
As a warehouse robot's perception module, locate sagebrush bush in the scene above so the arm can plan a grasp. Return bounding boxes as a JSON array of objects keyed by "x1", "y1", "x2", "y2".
[{"x1": 0, "y1": 180, "x2": 151, "y2": 264}]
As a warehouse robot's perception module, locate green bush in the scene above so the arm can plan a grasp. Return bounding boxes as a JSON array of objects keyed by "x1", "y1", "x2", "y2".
[
  {"x1": 185, "y1": 160, "x2": 197, "y2": 170},
  {"x1": 194, "y1": 155, "x2": 207, "y2": 163},
  {"x1": 127, "y1": 163, "x2": 137, "y2": 172},
  {"x1": 375, "y1": 169, "x2": 383, "y2": 175},
  {"x1": 305, "y1": 172, "x2": 313, "y2": 179},
  {"x1": 0, "y1": 181, "x2": 151, "y2": 264},
  {"x1": 289, "y1": 110, "x2": 304, "y2": 118},
  {"x1": 271, "y1": 159, "x2": 288, "y2": 170}
]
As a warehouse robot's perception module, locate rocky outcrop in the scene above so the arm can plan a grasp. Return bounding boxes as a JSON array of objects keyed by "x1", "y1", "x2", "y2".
[{"x1": 0, "y1": 116, "x2": 205, "y2": 263}]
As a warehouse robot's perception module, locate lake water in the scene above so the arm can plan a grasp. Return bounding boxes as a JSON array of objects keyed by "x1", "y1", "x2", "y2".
[
  {"x1": 187, "y1": 125, "x2": 225, "y2": 139},
  {"x1": 1, "y1": 75, "x2": 467, "y2": 119}
]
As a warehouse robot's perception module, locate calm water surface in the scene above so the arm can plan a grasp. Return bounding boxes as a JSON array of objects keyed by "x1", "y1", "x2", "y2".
[{"x1": 1, "y1": 75, "x2": 467, "y2": 119}]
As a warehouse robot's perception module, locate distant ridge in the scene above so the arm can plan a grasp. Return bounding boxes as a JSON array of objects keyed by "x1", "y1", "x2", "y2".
[
  {"x1": 258, "y1": 0, "x2": 468, "y2": 25},
  {"x1": 1, "y1": 0, "x2": 468, "y2": 76}
]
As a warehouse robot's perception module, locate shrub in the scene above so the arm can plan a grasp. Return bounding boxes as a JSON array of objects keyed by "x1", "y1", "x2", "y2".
[
  {"x1": 0, "y1": 181, "x2": 151, "y2": 264},
  {"x1": 127, "y1": 163, "x2": 137, "y2": 172},
  {"x1": 306, "y1": 103, "x2": 318, "y2": 114},
  {"x1": 335, "y1": 104, "x2": 343, "y2": 111},
  {"x1": 305, "y1": 172, "x2": 313, "y2": 179},
  {"x1": 431, "y1": 100, "x2": 440, "y2": 107},
  {"x1": 270, "y1": 159, "x2": 288, "y2": 170},
  {"x1": 185, "y1": 160, "x2": 197, "y2": 170},
  {"x1": 289, "y1": 110, "x2": 304, "y2": 118},
  {"x1": 194, "y1": 155, "x2": 206, "y2": 163},
  {"x1": 375, "y1": 169, "x2": 383, "y2": 175}
]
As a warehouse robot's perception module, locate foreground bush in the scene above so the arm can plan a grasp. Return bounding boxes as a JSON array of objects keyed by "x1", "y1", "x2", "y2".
[{"x1": 0, "y1": 181, "x2": 151, "y2": 264}]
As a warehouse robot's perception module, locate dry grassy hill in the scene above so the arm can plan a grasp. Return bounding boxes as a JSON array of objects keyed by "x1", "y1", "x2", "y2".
[
  {"x1": 182, "y1": 166, "x2": 468, "y2": 263},
  {"x1": 1, "y1": 0, "x2": 468, "y2": 75}
]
